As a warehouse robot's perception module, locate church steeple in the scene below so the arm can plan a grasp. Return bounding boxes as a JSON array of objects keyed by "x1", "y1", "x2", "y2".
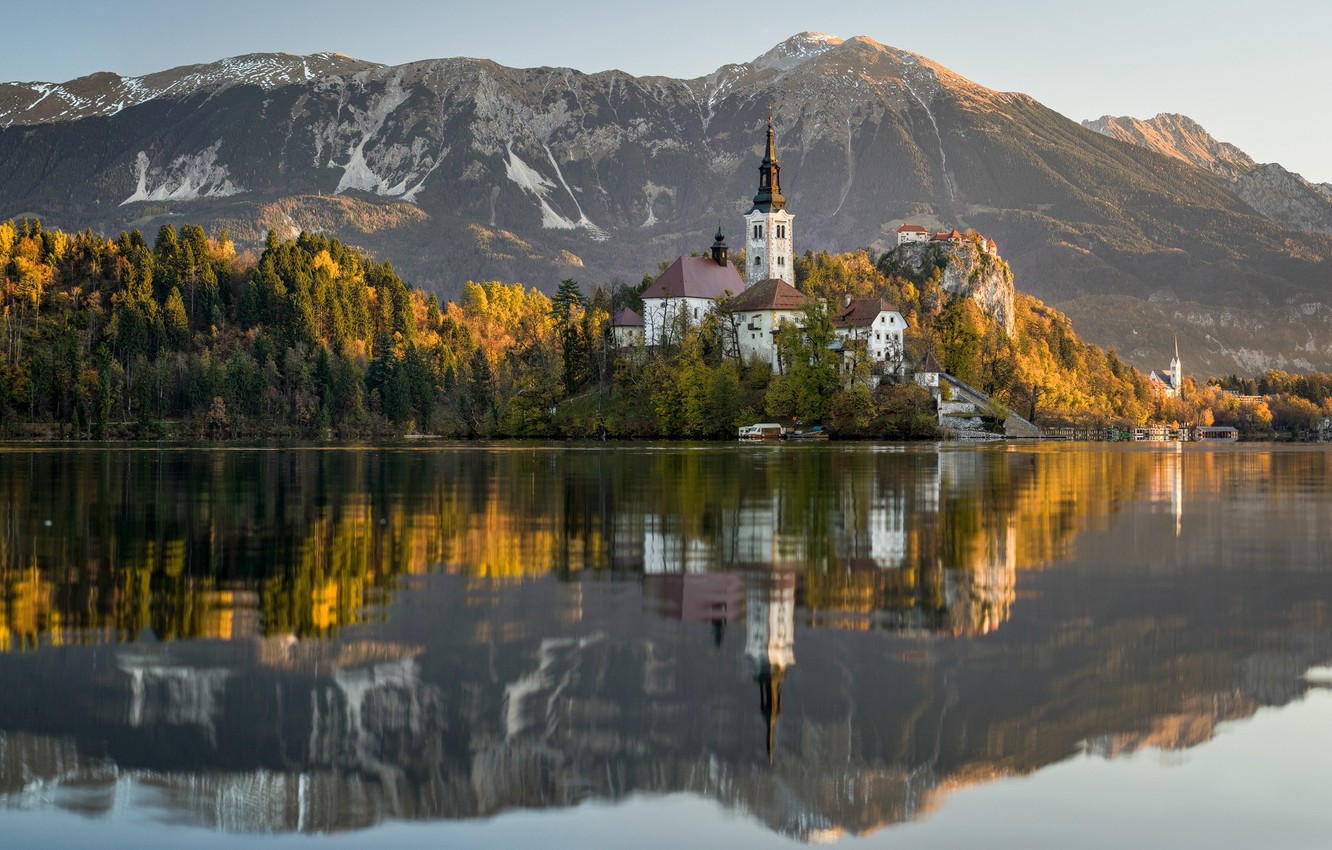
[
  {"x1": 1170, "y1": 336, "x2": 1182, "y2": 391},
  {"x1": 743, "y1": 115, "x2": 795, "y2": 287},
  {"x1": 710, "y1": 225, "x2": 729, "y2": 266},
  {"x1": 751, "y1": 114, "x2": 786, "y2": 213}
]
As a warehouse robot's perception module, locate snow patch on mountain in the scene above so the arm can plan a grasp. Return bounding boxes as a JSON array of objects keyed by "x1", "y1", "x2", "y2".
[
  {"x1": 334, "y1": 75, "x2": 411, "y2": 194},
  {"x1": 750, "y1": 32, "x2": 844, "y2": 73},
  {"x1": 1, "y1": 53, "x2": 376, "y2": 127},
  {"x1": 641, "y1": 182, "x2": 675, "y2": 228},
  {"x1": 120, "y1": 142, "x2": 243, "y2": 205},
  {"x1": 504, "y1": 143, "x2": 607, "y2": 240},
  {"x1": 506, "y1": 143, "x2": 576, "y2": 230}
]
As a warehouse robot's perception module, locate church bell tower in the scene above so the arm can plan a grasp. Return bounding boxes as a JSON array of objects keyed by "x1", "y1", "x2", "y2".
[
  {"x1": 744, "y1": 116, "x2": 795, "y2": 288},
  {"x1": 1170, "y1": 336, "x2": 1182, "y2": 392}
]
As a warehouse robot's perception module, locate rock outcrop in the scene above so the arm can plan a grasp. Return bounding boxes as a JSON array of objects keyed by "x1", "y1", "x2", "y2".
[{"x1": 888, "y1": 239, "x2": 1015, "y2": 333}]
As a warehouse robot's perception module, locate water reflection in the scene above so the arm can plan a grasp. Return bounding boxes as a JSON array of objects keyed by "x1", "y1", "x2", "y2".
[{"x1": 1, "y1": 444, "x2": 1331, "y2": 841}]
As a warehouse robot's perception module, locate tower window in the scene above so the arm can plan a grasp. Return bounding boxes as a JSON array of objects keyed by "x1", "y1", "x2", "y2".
[
  {"x1": 754, "y1": 255, "x2": 761, "y2": 266},
  {"x1": 777, "y1": 256, "x2": 784, "y2": 267},
  {"x1": 777, "y1": 224, "x2": 785, "y2": 239},
  {"x1": 754, "y1": 224, "x2": 763, "y2": 240}
]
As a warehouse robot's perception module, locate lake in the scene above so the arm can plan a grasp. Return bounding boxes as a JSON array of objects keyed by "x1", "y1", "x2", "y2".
[{"x1": 1, "y1": 443, "x2": 1330, "y2": 849}]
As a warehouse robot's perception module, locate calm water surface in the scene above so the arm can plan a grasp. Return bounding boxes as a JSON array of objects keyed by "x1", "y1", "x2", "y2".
[{"x1": 1, "y1": 443, "x2": 1330, "y2": 848}]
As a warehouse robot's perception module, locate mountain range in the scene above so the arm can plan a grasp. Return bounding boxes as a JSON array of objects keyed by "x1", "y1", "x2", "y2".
[{"x1": 2, "y1": 33, "x2": 1330, "y2": 374}]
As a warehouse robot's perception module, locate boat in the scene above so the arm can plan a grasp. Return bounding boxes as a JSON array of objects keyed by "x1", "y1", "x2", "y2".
[
  {"x1": 1192, "y1": 425, "x2": 1239, "y2": 442},
  {"x1": 784, "y1": 426, "x2": 829, "y2": 442},
  {"x1": 738, "y1": 423, "x2": 785, "y2": 442}
]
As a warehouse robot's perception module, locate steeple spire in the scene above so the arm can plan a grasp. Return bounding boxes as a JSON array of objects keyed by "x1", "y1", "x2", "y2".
[
  {"x1": 752, "y1": 114, "x2": 786, "y2": 212},
  {"x1": 710, "y1": 224, "x2": 729, "y2": 266},
  {"x1": 1170, "y1": 335, "x2": 1182, "y2": 391}
]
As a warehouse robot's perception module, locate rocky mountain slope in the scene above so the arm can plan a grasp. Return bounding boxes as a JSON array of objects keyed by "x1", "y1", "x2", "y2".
[
  {"x1": 2, "y1": 34, "x2": 1331, "y2": 373},
  {"x1": 1084, "y1": 113, "x2": 1332, "y2": 236}
]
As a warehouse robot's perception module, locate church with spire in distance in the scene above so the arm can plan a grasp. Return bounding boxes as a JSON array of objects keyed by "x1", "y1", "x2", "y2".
[
  {"x1": 638, "y1": 117, "x2": 905, "y2": 375},
  {"x1": 1149, "y1": 339, "x2": 1183, "y2": 398}
]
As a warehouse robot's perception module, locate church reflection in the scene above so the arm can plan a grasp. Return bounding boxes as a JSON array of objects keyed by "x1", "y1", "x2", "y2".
[
  {"x1": 745, "y1": 571, "x2": 796, "y2": 764},
  {"x1": 1, "y1": 445, "x2": 1330, "y2": 841}
]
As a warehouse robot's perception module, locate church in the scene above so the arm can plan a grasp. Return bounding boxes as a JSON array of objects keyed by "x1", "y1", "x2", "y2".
[
  {"x1": 639, "y1": 119, "x2": 904, "y2": 375},
  {"x1": 1149, "y1": 340, "x2": 1183, "y2": 398}
]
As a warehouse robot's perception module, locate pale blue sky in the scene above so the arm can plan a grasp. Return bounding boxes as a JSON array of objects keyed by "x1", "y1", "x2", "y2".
[{"x1": 4, "y1": 0, "x2": 1329, "y2": 182}]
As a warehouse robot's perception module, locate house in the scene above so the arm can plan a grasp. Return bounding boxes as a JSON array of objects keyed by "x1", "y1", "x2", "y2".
[
  {"x1": 724, "y1": 277, "x2": 813, "y2": 369},
  {"x1": 914, "y1": 351, "x2": 945, "y2": 391},
  {"x1": 640, "y1": 229, "x2": 742, "y2": 344},
  {"x1": 833, "y1": 298, "x2": 907, "y2": 383},
  {"x1": 610, "y1": 308, "x2": 644, "y2": 348},
  {"x1": 896, "y1": 224, "x2": 931, "y2": 246}
]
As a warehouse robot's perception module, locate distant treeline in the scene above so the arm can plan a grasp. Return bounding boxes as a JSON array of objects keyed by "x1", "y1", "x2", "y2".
[{"x1": 0, "y1": 219, "x2": 1324, "y2": 439}]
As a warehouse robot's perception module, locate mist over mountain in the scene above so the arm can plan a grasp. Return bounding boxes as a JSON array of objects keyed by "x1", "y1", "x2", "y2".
[{"x1": 2, "y1": 33, "x2": 1330, "y2": 374}]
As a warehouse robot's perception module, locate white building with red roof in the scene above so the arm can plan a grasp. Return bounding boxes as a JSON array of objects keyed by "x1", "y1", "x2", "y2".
[
  {"x1": 896, "y1": 224, "x2": 931, "y2": 246},
  {"x1": 640, "y1": 229, "x2": 742, "y2": 344},
  {"x1": 610, "y1": 307, "x2": 644, "y2": 348},
  {"x1": 832, "y1": 298, "x2": 907, "y2": 383},
  {"x1": 724, "y1": 277, "x2": 813, "y2": 369}
]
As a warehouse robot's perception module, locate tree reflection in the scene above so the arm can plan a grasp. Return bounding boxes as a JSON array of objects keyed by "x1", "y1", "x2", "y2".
[
  {"x1": 6, "y1": 444, "x2": 1319, "y2": 651},
  {"x1": 2, "y1": 446, "x2": 1332, "y2": 840}
]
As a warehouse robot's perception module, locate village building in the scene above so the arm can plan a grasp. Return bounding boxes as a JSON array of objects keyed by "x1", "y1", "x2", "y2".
[
  {"x1": 914, "y1": 352, "x2": 945, "y2": 392},
  {"x1": 899, "y1": 224, "x2": 999, "y2": 255},
  {"x1": 832, "y1": 298, "x2": 908, "y2": 389},
  {"x1": 896, "y1": 224, "x2": 931, "y2": 246},
  {"x1": 832, "y1": 298, "x2": 907, "y2": 377},
  {"x1": 640, "y1": 228, "x2": 741, "y2": 345},
  {"x1": 610, "y1": 307, "x2": 644, "y2": 348},
  {"x1": 724, "y1": 277, "x2": 813, "y2": 369}
]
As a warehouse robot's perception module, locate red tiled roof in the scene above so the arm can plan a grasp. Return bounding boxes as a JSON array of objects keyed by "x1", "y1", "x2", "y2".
[
  {"x1": 897, "y1": 224, "x2": 929, "y2": 233},
  {"x1": 724, "y1": 278, "x2": 812, "y2": 312},
  {"x1": 641, "y1": 256, "x2": 742, "y2": 300},
  {"x1": 611, "y1": 307, "x2": 644, "y2": 327},
  {"x1": 832, "y1": 298, "x2": 900, "y2": 329},
  {"x1": 919, "y1": 352, "x2": 945, "y2": 373}
]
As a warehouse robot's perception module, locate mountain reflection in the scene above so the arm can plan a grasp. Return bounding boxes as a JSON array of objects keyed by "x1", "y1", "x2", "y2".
[{"x1": 1, "y1": 444, "x2": 1332, "y2": 840}]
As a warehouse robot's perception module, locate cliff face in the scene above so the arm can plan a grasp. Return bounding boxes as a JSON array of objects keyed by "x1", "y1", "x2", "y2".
[
  {"x1": 891, "y1": 239, "x2": 1016, "y2": 333},
  {"x1": 1083, "y1": 113, "x2": 1332, "y2": 236},
  {"x1": 1082, "y1": 113, "x2": 1256, "y2": 180},
  {"x1": 1234, "y1": 163, "x2": 1332, "y2": 235}
]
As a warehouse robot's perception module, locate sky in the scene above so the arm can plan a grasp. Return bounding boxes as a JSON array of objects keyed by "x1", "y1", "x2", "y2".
[{"x1": 4, "y1": 0, "x2": 1329, "y2": 183}]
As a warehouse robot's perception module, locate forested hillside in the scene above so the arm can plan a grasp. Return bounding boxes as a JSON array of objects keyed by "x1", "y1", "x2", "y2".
[{"x1": 0, "y1": 219, "x2": 1323, "y2": 440}]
